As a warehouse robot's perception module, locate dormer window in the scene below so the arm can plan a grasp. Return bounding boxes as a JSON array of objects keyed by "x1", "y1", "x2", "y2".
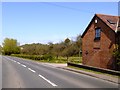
[
  {"x1": 95, "y1": 28, "x2": 101, "y2": 40},
  {"x1": 107, "y1": 20, "x2": 116, "y2": 24}
]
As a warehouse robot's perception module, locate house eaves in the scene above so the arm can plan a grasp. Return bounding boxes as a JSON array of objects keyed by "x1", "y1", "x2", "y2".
[{"x1": 81, "y1": 14, "x2": 119, "y2": 38}]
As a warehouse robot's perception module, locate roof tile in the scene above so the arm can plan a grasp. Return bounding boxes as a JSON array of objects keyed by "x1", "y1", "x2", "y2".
[{"x1": 96, "y1": 14, "x2": 119, "y2": 32}]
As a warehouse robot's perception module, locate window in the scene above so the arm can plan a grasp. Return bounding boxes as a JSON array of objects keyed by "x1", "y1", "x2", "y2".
[
  {"x1": 95, "y1": 28, "x2": 101, "y2": 40},
  {"x1": 107, "y1": 20, "x2": 116, "y2": 24}
]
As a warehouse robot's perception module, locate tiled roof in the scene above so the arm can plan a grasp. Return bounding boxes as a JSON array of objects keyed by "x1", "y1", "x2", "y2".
[
  {"x1": 82, "y1": 14, "x2": 120, "y2": 38},
  {"x1": 96, "y1": 14, "x2": 120, "y2": 32}
]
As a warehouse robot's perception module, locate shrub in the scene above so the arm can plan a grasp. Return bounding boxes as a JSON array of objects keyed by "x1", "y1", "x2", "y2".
[
  {"x1": 11, "y1": 54, "x2": 54, "y2": 61},
  {"x1": 113, "y1": 50, "x2": 120, "y2": 65},
  {"x1": 42, "y1": 54, "x2": 53, "y2": 61}
]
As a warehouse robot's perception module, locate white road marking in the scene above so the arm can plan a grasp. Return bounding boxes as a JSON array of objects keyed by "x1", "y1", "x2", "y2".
[
  {"x1": 10, "y1": 59, "x2": 14, "y2": 61},
  {"x1": 21, "y1": 64, "x2": 27, "y2": 67},
  {"x1": 4, "y1": 56, "x2": 57, "y2": 87},
  {"x1": 28, "y1": 68, "x2": 36, "y2": 73},
  {"x1": 17, "y1": 62, "x2": 20, "y2": 64},
  {"x1": 4, "y1": 57, "x2": 14, "y2": 61},
  {"x1": 14, "y1": 61, "x2": 16, "y2": 62},
  {"x1": 38, "y1": 74, "x2": 57, "y2": 87}
]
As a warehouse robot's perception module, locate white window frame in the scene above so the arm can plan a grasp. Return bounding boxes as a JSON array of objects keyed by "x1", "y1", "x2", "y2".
[{"x1": 95, "y1": 28, "x2": 101, "y2": 39}]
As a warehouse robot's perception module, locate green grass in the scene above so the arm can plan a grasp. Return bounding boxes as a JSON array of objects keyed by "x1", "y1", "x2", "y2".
[
  {"x1": 32, "y1": 57, "x2": 82, "y2": 63},
  {"x1": 11, "y1": 54, "x2": 82, "y2": 64},
  {"x1": 68, "y1": 66, "x2": 119, "y2": 78},
  {"x1": 68, "y1": 57, "x2": 82, "y2": 63},
  {"x1": 38, "y1": 57, "x2": 82, "y2": 63},
  {"x1": 9, "y1": 54, "x2": 119, "y2": 78}
]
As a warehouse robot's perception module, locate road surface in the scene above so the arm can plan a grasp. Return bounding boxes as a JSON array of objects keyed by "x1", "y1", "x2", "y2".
[{"x1": 2, "y1": 56, "x2": 119, "y2": 88}]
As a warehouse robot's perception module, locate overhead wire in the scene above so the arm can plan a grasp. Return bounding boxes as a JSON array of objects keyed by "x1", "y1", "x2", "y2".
[
  {"x1": 41, "y1": 2, "x2": 95, "y2": 14},
  {"x1": 40, "y1": 2, "x2": 93, "y2": 42}
]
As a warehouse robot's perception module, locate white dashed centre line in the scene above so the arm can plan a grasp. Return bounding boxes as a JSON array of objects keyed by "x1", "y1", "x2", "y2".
[
  {"x1": 10, "y1": 59, "x2": 14, "y2": 61},
  {"x1": 17, "y1": 62, "x2": 20, "y2": 64},
  {"x1": 21, "y1": 64, "x2": 27, "y2": 67},
  {"x1": 28, "y1": 68, "x2": 36, "y2": 73},
  {"x1": 38, "y1": 74, "x2": 57, "y2": 87},
  {"x1": 14, "y1": 61, "x2": 16, "y2": 62},
  {"x1": 4, "y1": 56, "x2": 57, "y2": 87}
]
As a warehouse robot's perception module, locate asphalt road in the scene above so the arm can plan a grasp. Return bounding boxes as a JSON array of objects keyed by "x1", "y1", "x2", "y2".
[{"x1": 2, "y1": 56, "x2": 119, "y2": 88}]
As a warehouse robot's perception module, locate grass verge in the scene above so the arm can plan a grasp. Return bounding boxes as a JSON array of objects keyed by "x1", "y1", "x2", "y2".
[
  {"x1": 68, "y1": 66, "x2": 119, "y2": 78},
  {"x1": 10, "y1": 54, "x2": 82, "y2": 64}
]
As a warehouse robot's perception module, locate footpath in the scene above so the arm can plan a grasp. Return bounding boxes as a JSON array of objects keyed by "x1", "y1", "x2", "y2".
[{"x1": 43, "y1": 63, "x2": 119, "y2": 84}]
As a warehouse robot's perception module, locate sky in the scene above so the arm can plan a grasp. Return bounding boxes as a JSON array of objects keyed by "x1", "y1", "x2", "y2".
[{"x1": 1, "y1": 1, "x2": 118, "y2": 45}]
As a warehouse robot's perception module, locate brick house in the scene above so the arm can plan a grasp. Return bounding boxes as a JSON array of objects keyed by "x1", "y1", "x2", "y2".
[{"x1": 81, "y1": 14, "x2": 120, "y2": 70}]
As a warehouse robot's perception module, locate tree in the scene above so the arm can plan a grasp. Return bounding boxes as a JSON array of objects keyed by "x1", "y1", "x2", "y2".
[
  {"x1": 52, "y1": 43, "x2": 66, "y2": 59},
  {"x1": 64, "y1": 38, "x2": 70, "y2": 46},
  {"x1": 21, "y1": 43, "x2": 49, "y2": 55},
  {"x1": 48, "y1": 42, "x2": 53, "y2": 55},
  {"x1": 76, "y1": 34, "x2": 82, "y2": 50},
  {"x1": 62, "y1": 43, "x2": 78, "y2": 60},
  {"x1": 0, "y1": 45, "x2": 2, "y2": 54},
  {"x1": 113, "y1": 45, "x2": 120, "y2": 70},
  {"x1": 62, "y1": 38, "x2": 71, "y2": 60},
  {"x1": 2, "y1": 38, "x2": 20, "y2": 55}
]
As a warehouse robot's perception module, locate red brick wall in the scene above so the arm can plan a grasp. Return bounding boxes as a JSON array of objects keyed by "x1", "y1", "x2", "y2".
[{"x1": 82, "y1": 16, "x2": 116, "y2": 69}]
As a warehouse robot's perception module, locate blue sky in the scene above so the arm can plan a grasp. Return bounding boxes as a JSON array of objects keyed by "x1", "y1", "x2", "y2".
[{"x1": 2, "y1": 2, "x2": 118, "y2": 45}]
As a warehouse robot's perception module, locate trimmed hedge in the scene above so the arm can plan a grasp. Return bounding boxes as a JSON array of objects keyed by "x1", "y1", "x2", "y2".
[{"x1": 11, "y1": 54, "x2": 54, "y2": 61}]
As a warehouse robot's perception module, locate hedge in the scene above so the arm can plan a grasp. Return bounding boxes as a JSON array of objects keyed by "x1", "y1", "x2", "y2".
[{"x1": 11, "y1": 54, "x2": 54, "y2": 61}]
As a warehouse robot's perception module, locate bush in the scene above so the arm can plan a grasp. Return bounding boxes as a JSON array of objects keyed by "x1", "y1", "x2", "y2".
[
  {"x1": 113, "y1": 50, "x2": 120, "y2": 65},
  {"x1": 11, "y1": 54, "x2": 54, "y2": 61},
  {"x1": 42, "y1": 54, "x2": 53, "y2": 61}
]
